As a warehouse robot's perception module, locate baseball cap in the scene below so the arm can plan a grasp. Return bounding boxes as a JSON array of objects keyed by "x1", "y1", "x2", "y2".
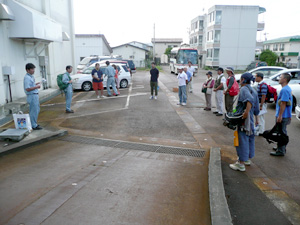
[
  {"x1": 206, "y1": 71, "x2": 213, "y2": 76},
  {"x1": 241, "y1": 72, "x2": 253, "y2": 83}
]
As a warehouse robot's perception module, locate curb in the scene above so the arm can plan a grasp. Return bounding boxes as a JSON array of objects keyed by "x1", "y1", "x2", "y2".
[
  {"x1": 0, "y1": 130, "x2": 68, "y2": 156},
  {"x1": 209, "y1": 147, "x2": 233, "y2": 225}
]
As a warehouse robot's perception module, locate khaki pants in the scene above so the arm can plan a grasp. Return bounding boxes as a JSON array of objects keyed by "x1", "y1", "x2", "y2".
[
  {"x1": 205, "y1": 93, "x2": 212, "y2": 108},
  {"x1": 225, "y1": 93, "x2": 234, "y2": 113}
]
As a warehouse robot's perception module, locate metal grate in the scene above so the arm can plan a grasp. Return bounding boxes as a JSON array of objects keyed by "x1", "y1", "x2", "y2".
[{"x1": 60, "y1": 135, "x2": 206, "y2": 158}]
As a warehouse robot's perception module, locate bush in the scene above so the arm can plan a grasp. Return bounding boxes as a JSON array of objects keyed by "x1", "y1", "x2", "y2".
[
  {"x1": 275, "y1": 62, "x2": 285, "y2": 67},
  {"x1": 259, "y1": 50, "x2": 278, "y2": 66}
]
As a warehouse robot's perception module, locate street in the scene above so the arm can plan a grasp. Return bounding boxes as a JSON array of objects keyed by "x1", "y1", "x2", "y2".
[{"x1": 0, "y1": 66, "x2": 300, "y2": 225}]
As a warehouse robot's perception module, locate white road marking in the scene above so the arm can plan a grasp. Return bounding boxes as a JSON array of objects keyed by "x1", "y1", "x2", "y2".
[{"x1": 125, "y1": 82, "x2": 134, "y2": 109}]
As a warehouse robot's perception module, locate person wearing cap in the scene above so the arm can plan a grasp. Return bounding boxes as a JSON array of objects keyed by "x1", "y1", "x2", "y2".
[
  {"x1": 255, "y1": 72, "x2": 268, "y2": 135},
  {"x1": 224, "y1": 67, "x2": 235, "y2": 113},
  {"x1": 177, "y1": 67, "x2": 188, "y2": 106},
  {"x1": 229, "y1": 72, "x2": 259, "y2": 172},
  {"x1": 270, "y1": 73, "x2": 293, "y2": 156},
  {"x1": 203, "y1": 71, "x2": 215, "y2": 110},
  {"x1": 187, "y1": 61, "x2": 195, "y2": 93},
  {"x1": 213, "y1": 67, "x2": 226, "y2": 116}
]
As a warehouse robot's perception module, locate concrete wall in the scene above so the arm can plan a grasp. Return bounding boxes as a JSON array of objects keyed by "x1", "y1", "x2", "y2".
[
  {"x1": 112, "y1": 45, "x2": 147, "y2": 67},
  {"x1": 0, "y1": 0, "x2": 75, "y2": 105},
  {"x1": 75, "y1": 36, "x2": 111, "y2": 66}
]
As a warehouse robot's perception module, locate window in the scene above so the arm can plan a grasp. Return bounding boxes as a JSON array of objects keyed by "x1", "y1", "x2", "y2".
[
  {"x1": 266, "y1": 45, "x2": 270, "y2": 50},
  {"x1": 194, "y1": 36, "x2": 197, "y2": 43},
  {"x1": 199, "y1": 20, "x2": 204, "y2": 29},
  {"x1": 215, "y1": 11, "x2": 222, "y2": 24},
  {"x1": 198, "y1": 35, "x2": 203, "y2": 44},
  {"x1": 195, "y1": 21, "x2": 198, "y2": 29},
  {"x1": 207, "y1": 49, "x2": 213, "y2": 58},
  {"x1": 130, "y1": 55, "x2": 134, "y2": 59},
  {"x1": 207, "y1": 32, "x2": 209, "y2": 41},
  {"x1": 214, "y1": 30, "x2": 221, "y2": 43},
  {"x1": 213, "y1": 49, "x2": 219, "y2": 61},
  {"x1": 122, "y1": 65, "x2": 128, "y2": 72},
  {"x1": 280, "y1": 43, "x2": 285, "y2": 51},
  {"x1": 273, "y1": 44, "x2": 278, "y2": 51}
]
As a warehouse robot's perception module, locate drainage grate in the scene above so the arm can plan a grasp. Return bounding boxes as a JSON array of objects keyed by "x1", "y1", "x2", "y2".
[{"x1": 60, "y1": 135, "x2": 206, "y2": 158}]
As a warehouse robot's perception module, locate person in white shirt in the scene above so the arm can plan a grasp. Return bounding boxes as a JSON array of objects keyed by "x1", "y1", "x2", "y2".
[
  {"x1": 213, "y1": 67, "x2": 226, "y2": 116},
  {"x1": 187, "y1": 61, "x2": 195, "y2": 93},
  {"x1": 177, "y1": 67, "x2": 188, "y2": 106}
]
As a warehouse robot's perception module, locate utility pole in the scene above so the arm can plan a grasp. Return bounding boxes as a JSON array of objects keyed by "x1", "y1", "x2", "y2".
[{"x1": 153, "y1": 23, "x2": 155, "y2": 62}]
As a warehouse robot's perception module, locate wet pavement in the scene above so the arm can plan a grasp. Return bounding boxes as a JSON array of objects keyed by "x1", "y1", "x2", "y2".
[{"x1": 0, "y1": 66, "x2": 300, "y2": 224}]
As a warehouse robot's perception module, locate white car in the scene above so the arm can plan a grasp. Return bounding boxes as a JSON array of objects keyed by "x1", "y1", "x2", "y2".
[
  {"x1": 262, "y1": 68, "x2": 300, "y2": 86},
  {"x1": 271, "y1": 83, "x2": 300, "y2": 109},
  {"x1": 235, "y1": 66, "x2": 286, "y2": 83},
  {"x1": 71, "y1": 63, "x2": 131, "y2": 91},
  {"x1": 295, "y1": 102, "x2": 300, "y2": 121}
]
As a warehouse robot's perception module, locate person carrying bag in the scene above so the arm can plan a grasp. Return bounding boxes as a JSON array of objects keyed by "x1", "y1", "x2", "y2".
[{"x1": 203, "y1": 71, "x2": 215, "y2": 111}]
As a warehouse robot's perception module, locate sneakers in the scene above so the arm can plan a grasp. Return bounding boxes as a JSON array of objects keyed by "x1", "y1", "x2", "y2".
[
  {"x1": 216, "y1": 113, "x2": 223, "y2": 116},
  {"x1": 213, "y1": 111, "x2": 219, "y2": 114},
  {"x1": 229, "y1": 161, "x2": 246, "y2": 172},
  {"x1": 154, "y1": 96, "x2": 157, "y2": 100},
  {"x1": 66, "y1": 109, "x2": 74, "y2": 113},
  {"x1": 177, "y1": 102, "x2": 181, "y2": 105},
  {"x1": 100, "y1": 95, "x2": 105, "y2": 98},
  {"x1": 32, "y1": 125, "x2": 43, "y2": 130},
  {"x1": 244, "y1": 160, "x2": 251, "y2": 166},
  {"x1": 182, "y1": 102, "x2": 186, "y2": 106},
  {"x1": 97, "y1": 95, "x2": 100, "y2": 99},
  {"x1": 149, "y1": 96, "x2": 154, "y2": 100}
]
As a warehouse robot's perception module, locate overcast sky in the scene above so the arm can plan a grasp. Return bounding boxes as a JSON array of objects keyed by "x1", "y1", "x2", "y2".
[{"x1": 73, "y1": 0, "x2": 300, "y2": 47}]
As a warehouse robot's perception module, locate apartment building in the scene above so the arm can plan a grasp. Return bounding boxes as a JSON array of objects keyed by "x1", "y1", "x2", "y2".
[
  {"x1": 263, "y1": 35, "x2": 300, "y2": 68},
  {"x1": 190, "y1": 5, "x2": 266, "y2": 69}
]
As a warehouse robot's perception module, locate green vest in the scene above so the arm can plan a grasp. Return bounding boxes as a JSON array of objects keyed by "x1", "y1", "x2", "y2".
[{"x1": 214, "y1": 74, "x2": 224, "y2": 90}]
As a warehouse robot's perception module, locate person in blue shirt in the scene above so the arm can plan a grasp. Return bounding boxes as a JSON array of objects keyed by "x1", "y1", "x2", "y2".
[
  {"x1": 63, "y1": 65, "x2": 74, "y2": 113},
  {"x1": 270, "y1": 73, "x2": 293, "y2": 156},
  {"x1": 23, "y1": 63, "x2": 42, "y2": 130},
  {"x1": 105, "y1": 61, "x2": 118, "y2": 97},
  {"x1": 91, "y1": 63, "x2": 104, "y2": 98},
  {"x1": 183, "y1": 67, "x2": 192, "y2": 98},
  {"x1": 230, "y1": 72, "x2": 260, "y2": 172}
]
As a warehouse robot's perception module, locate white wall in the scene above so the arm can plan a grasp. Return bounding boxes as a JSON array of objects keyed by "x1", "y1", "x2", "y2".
[
  {"x1": 0, "y1": 0, "x2": 75, "y2": 105},
  {"x1": 112, "y1": 45, "x2": 147, "y2": 67},
  {"x1": 154, "y1": 42, "x2": 181, "y2": 58}
]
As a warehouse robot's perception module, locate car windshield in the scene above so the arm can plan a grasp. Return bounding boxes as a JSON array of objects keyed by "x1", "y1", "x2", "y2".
[
  {"x1": 79, "y1": 58, "x2": 92, "y2": 65},
  {"x1": 177, "y1": 49, "x2": 198, "y2": 65}
]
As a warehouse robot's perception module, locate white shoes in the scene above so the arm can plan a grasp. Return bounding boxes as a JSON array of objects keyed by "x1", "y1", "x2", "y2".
[
  {"x1": 154, "y1": 96, "x2": 157, "y2": 100},
  {"x1": 177, "y1": 102, "x2": 181, "y2": 105},
  {"x1": 97, "y1": 95, "x2": 100, "y2": 99},
  {"x1": 149, "y1": 96, "x2": 154, "y2": 100},
  {"x1": 182, "y1": 102, "x2": 186, "y2": 106},
  {"x1": 229, "y1": 161, "x2": 246, "y2": 172}
]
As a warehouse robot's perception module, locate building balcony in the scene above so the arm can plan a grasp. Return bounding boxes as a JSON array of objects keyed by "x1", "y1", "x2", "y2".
[{"x1": 257, "y1": 22, "x2": 265, "y2": 31}]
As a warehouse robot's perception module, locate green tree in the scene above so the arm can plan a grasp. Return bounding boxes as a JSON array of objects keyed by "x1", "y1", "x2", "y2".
[
  {"x1": 164, "y1": 47, "x2": 172, "y2": 57},
  {"x1": 259, "y1": 49, "x2": 278, "y2": 66}
]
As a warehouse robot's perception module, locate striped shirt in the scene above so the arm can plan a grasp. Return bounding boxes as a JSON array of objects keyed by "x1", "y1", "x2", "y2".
[{"x1": 257, "y1": 81, "x2": 268, "y2": 102}]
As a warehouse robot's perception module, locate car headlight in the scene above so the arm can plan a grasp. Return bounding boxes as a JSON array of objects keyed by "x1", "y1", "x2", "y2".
[{"x1": 73, "y1": 78, "x2": 79, "y2": 82}]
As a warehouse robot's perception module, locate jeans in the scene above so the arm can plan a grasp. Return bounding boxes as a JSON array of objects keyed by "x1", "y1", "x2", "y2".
[
  {"x1": 64, "y1": 85, "x2": 73, "y2": 111},
  {"x1": 276, "y1": 117, "x2": 290, "y2": 154},
  {"x1": 150, "y1": 81, "x2": 158, "y2": 96},
  {"x1": 106, "y1": 77, "x2": 118, "y2": 96},
  {"x1": 178, "y1": 85, "x2": 187, "y2": 103},
  {"x1": 27, "y1": 94, "x2": 40, "y2": 128},
  {"x1": 236, "y1": 129, "x2": 255, "y2": 162}
]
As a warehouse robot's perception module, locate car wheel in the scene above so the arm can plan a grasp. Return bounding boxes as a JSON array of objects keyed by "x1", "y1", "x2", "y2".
[
  {"x1": 120, "y1": 79, "x2": 128, "y2": 88},
  {"x1": 82, "y1": 81, "x2": 92, "y2": 91}
]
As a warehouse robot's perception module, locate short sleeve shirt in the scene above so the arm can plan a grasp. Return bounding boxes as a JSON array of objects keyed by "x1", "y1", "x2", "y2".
[
  {"x1": 186, "y1": 71, "x2": 192, "y2": 82},
  {"x1": 187, "y1": 66, "x2": 195, "y2": 75},
  {"x1": 276, "y1": 85, "x2": 292, "y2": 118},
  {"x1": 105, "y1": 65, "x2": 116, "y2": 78},
  {"x1": 24, "y1": 73, "x2": 38, "y2": 95},
  {"x1": 177, "y1": 72, "x2": 187, "y2": 86},
  {"x1": 91, "y1": 68, "x2": 103, "y2": 83}
]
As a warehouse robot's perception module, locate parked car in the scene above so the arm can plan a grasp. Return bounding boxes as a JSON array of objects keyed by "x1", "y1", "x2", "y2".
[
  {"x1": 97, "y1": 59, "x2": 131, "y2": 74},
  {"x1": 122, "y1": 60, "x2": 136, "y2": 73},
  {"x1": 77, "y1": 56, "x2": 114, "y2": 73},
  {"x1": 295, "y1": 101, "x2": 300, "y2": 121},
  {"x1": 246, "y1": 61, "x2": 268, "y2": 71},
  {"x1": 235, "y1": 66, "x2": 286, "y2": 83},
  {"x1": 72, "y1": 63, "x2": 131, "y2": 91}
]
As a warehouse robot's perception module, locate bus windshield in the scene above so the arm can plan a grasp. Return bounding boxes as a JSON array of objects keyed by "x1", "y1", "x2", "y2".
[{"x1": 177, "y1": 50, "x2": 198, "y2": 65}]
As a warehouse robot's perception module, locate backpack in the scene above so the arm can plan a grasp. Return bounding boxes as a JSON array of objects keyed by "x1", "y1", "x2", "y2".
[
  {"x1": 226, "y1": 77, "x2": 239, "y2": 96},
  {"x1": 259, "y1": 83, "x2": 277, "y2": 103},
  {"x1": 57, "y1": 73, "x2": 70, "y2": 90},
  {"x1": 263, "y1": 123, "x2": 289, "y2": 146},
  {"x1": 223, "y1": 101, "x2": 247, "y2": 130}
]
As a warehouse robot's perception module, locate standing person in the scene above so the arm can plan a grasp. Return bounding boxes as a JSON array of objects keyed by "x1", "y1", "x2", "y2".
[
  {"x1": 177, "y1": 67, "x2": 188, "y2": 106},
  {"x1": 23, "y1": 63, "x2": 42, "y2": 130},
  {"x1": 203, "y1": 71, "x2": 215, "y2": 111},
  {"x1": 112, "y1": 64, "x2": 120, "y2": 95},
  {"x1": 91, "y1": 63, "x2": 104, "y2": 98},
  {"x1": 270, "y1": 73, "x2": 292, "y2": 156},
  {"x1": 105, "y1": 61, "x2": 118, "y2": 97},
  {"x1": 255, "y1": 72, "x2": 268, "y2": 135},
  {"x1": 187, "y1": 61, "x2": 195, "y2": 93},
  {"x1": 213, "y1": 67, "x2": 226, "y2": 116},
  {"x1": 224, "y1": 67, "x2": 235, "y2": 113},
  {"x1": 63, "y1": 65, "x2": 74, "y2": 113},
  {"x1": 184, "y1": 67, "x2": 192, "y2": 98},
  {"x1": 229, "y1": 73, "x2": 260, "y2": 172},
  {"x1": 149, "y1": 62, "x2": 159, "y2": 100}
]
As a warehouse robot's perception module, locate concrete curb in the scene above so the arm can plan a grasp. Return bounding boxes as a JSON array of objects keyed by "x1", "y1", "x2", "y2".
[
  {"x1": 0, "y1": 130, "x2": 68, "y2": 156},
  {"x1": 209, "y1": 147, "x2": 233, "y2": 225}
]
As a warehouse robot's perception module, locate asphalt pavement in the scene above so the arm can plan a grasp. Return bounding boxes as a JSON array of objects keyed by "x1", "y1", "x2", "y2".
[{"x1": 0, "y1": 66, "x2": 300, "y2": 224}]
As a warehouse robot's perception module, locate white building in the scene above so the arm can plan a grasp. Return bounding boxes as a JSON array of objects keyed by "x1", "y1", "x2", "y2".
[
  {"x1": 151, "y1": 38, "x2": 183, "y2": 60},
  {"x1": 75, "y1": 34, "x2": 112, "y2": 67},
  {"x1": 0, "y1": 0, "x2": 75, "y2": 106},
  {"x1": 190, "y1": 5, "x2": 266, "y2": 70},
  {"x1": 263, "y1": 35, "x2": 300, "y2": 68},
  {"x1": 128, "y1": 41, "x2": 153, "y2": 52},
  {"x1": 112, "y1": 43, "x2": 149, "y2": 67}
]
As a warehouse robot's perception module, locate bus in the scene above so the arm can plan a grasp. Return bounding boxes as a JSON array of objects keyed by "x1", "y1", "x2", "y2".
[{"x1": 169, "y1": 46, "x2": 198, "y2": 74}]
